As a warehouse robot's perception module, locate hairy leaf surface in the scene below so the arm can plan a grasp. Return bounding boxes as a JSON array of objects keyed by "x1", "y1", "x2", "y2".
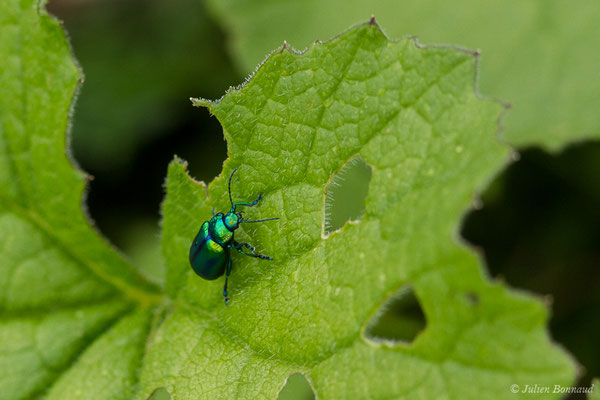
[
  {"x1": 207, "y1": 0, "x2": 600, "y2": 150},
  {"x1": 152, "y1": 21, "x2": 575, "y2": 399},
  {"x1": 0, "y1": 1, "x2": 577, "y2": 398}
]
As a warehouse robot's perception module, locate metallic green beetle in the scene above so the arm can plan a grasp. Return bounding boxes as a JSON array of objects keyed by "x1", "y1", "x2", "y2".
[{"x1": 189, "y1": 168, "x2": 278, "y2": 304}]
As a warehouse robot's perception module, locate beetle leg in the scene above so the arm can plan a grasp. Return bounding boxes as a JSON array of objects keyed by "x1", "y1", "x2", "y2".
[
  {"x1": 232, "y1": 193, "x2": 263, "y2": 210},
  {"x1": 211, "y1": 207, "x2": 216, "y2": 216},
  {"x1": 249, "y1": 193, "x2": 262, "y2": 207},
  {"x1": 223, "y1": 256, "x2": 232, "y2": 305},
  {"x1": 234, "y1": 241, "x2": 273, "y2": 260}
]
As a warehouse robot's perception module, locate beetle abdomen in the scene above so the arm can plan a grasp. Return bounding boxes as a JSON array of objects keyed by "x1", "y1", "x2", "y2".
[
  {"x1": 191, "y1": 239, "x2": 227, "y2": 280},
  {"x1": 189, "y1": 222, "x2": 228, "y2": 280}
]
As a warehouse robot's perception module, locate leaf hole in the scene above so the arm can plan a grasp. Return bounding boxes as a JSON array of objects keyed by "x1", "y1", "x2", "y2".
[
  {"x1": 146, "y1": 388, "x2": 171, "y2": 400},
  {"x1": 323, "y1": 156, "x2": 372, "y2": 235},
  {"x1": 278, "y1": 373, "x2": 315, "y2": 400},
  {"x1": 365, "y1": 285, "x2": 427, "y2": 344}
]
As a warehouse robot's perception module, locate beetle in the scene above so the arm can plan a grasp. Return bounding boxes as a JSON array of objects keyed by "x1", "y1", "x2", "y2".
[{"x1": 189, "y1": 168, "x2": 278, "y2": 305}]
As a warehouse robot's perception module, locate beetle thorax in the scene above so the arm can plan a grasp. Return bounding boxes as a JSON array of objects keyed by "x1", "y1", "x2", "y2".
[{"x1": 209, "y1": 213, "x2": 235, "y2": 245}]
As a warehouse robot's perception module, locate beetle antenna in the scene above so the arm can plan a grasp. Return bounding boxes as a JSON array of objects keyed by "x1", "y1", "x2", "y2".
[
  {"x1": 241, "y1": 217, "x2": 279, "y2": 223},
  {"x1": 228, "y1": 168, "x2": 237, "y2": 207}
]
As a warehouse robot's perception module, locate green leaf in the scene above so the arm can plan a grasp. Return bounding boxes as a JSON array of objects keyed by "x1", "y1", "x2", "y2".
[
  {"x1": 0, "y1": 1, "x2": 578, "y2": 398},
  {"x1": 206, "y1": 0, "x2": 600, "y2": 150},
  {"x1": 591, "y1": 379, "x2": 600, "y2": 400},
  {"x1": 44, "y1": 310, "x2": 153, "y2": 400},
  {"x1": 150, "y1": 21, "x2": 575, "y2": 399},
  {"x1": 0, "y1": 1, "x2": 160, "y2": 398}
]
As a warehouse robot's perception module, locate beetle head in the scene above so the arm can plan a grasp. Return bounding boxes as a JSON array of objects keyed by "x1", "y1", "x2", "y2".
[{"x1": 224, "y1": 211, "x2": 241, "y2": 230}]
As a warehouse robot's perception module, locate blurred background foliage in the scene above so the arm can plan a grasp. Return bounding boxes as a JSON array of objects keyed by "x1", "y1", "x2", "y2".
[{"x1": 47, "y1": 0, "x2": 599, "y2": 398}]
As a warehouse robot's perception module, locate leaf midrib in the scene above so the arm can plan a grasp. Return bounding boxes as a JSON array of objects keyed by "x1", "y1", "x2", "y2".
[{"x1": 0, "y1": 193, "x2": 162, "y2": 307}]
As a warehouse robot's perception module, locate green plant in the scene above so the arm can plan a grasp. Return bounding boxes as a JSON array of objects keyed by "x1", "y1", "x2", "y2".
[{"x1": 0, "y1": 1, "x2": 593, "y2": 399}]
